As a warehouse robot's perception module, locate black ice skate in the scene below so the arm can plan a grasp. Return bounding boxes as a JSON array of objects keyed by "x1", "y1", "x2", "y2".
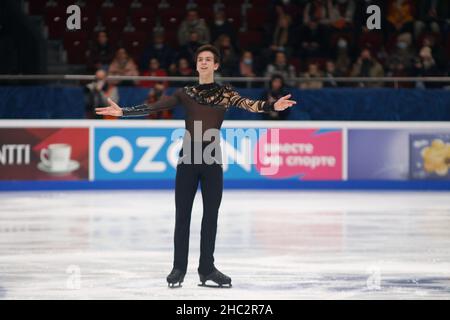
[
  {"x1": 167, "y1": 268, "x2": 185, "y2": 288},
  {"x1": 198, "y1": 267, "x2": 232, "y2": 288}
]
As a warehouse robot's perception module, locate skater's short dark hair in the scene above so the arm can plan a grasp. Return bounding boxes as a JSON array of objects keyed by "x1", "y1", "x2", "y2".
[{"x1": 195, "y1": 45, "x2": 221, "y2": 64}]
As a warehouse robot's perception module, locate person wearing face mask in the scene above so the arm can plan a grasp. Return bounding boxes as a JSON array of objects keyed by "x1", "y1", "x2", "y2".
[
  {"x1": 239, "y1": 50, "x2": 256, "y2": 78},
  {"x1": 209, "y1": 10, "x2": 237, "y2": 45},
  {"x1": 238, "y1": 50, "x2": 258, "y2": 88},
  {"x1": 385, "y1": 33, "x2": 415, "y2": 82},
  {"x1": 334, "y1": 37, "x2": 351, "y2": 78},
  {"x1": 350, "y1": 48, "x2": 384, "y2": 87}
]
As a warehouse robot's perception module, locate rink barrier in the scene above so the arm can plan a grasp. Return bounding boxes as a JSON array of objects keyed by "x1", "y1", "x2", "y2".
[
  {"x1": 1, "y1": 120, "x2": 450, "y2": 191},
  {"x1": 1, "y1": 179, "x2": 450, "y2": 191}
]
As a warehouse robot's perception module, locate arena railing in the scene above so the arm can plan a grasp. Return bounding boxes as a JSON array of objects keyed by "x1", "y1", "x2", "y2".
[{"x1": 0, "y1": 75, "x2": 449, "y2": 89}]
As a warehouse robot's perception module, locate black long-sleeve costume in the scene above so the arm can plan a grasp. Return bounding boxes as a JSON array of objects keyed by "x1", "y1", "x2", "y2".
[{"x1": 122, "y1": 83, "x2": 275, "y2": 275}]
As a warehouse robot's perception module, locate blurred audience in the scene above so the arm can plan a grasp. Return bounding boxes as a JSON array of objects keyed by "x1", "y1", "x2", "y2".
[
  {"x1": 299, "y1": 62, "x2": 324, "y2": 89},
  {"x1": 177, "y1": 8, "x2": 210, "y2": 46},
  {"x1": 144, "y1": 83, "x2": 173, "y2": 119},
  {"x1": 108, "y1": 48, "x2": 139, "y2": 86},
  {"x1": 350, "y1": 48, "x2": 385, "y2": 87},
  {"x1": 87, "y1": 31, "x2": 115, "y2": 72},
  {"x1": 139, "y1": 31, "x2": 176, "y2": 71},
  {"x1": 210, "y1": 10, "x2": 237, "y2": 46},
  {"x1": 139, "y1": 58, "x2": 169, "y2": 89},
  {"x1": 43, "y1": 0, "x2": 448, "y2": 92},
  {"x1": 265, "y1": 51, "x2": 297, "y2": 87},
  {"x1": 214, "y1": 34, "x2": 239, "y2": 77},
  {"x1": 261, "y1": 75, "x2": 291, "y2": 120},
  {"x1": 84, "y1": 69, "x2": 119, "y2": 119}
]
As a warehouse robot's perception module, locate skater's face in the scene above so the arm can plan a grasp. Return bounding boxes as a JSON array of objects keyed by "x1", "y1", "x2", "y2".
[{"x1": 196, "y1": 51, "x2": 219, "y2": 77}]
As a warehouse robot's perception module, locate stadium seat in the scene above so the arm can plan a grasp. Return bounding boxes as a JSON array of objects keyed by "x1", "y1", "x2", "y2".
[
  {"x1": 121, "y1": 31, "x2": 148, "y2": 61},
  {"x1": 246, "y1": 8, "x2": 269, "y2": 31},
  {"x1": 45, "y1": 8, "x2": 67, "y2": 39},
  {"x1": 159, "y1": 8, "x2": 185, "y2": 29},
  {"x1": 238, "y1": 31, "x2": 263, "y2": 50},
  {"x1": 100, "y1": 7, "x2": 127, "y2": 32},
  {"x1": 130, "y1": 7, "x2": 157, "y2": 32},
  {"x1": 358, "y1": 31, "x2": 384, "y2": 51},
  {"x1": 27, "y1": 0, "x2": 48, "y2": 15},
  {"x1": 63, "y1": 31, "x2": 89, "y2": 64}
]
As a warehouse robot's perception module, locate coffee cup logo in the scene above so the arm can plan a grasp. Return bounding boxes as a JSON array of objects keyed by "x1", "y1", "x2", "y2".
[{"x1": 38, "y1": 143, "x2": 80, "y2": 174}]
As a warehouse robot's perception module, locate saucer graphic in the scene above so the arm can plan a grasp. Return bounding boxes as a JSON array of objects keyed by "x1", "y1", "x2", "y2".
[{"x1": 37, "y1": 160, "x2": 80, "y2": 175}]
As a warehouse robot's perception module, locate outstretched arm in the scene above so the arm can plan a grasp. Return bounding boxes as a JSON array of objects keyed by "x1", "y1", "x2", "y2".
[
  {"x1": 95, "y1": 92, "x2": 180, "y2": 117},
  {"x1": 228, "y1": 89, "x2": 296, "y2": 113}
]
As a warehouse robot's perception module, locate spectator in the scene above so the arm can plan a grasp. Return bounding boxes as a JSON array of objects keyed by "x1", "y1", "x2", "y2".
[
  {"x1": 209, "y1": 10, "x2": 237, "y2": 45},
  {"x1": 108, "y1": 48, "x2": 139, "y2": 86},
  {"x1": 87, "y1": 31, "x2": 115, "y2": 72},
  {"x1": 413, "y1": 46, "x2": 442, "y2": 88},
  {"x1": 238, "y1": 50, "x2": 258, "y2": 88},
  {"x1": 329, "y1": 0, "x2": 356, "y2": 31},
  {"x1": 239, "y1": 50, "x2": 256, "y2": 77},
  {"x1": 333, "y1": 37, "x2": 352, "y2": 76},
  {"x1": 265, "y1": 51, "x2": 297, "y2": 87},
  {"x1": 139, "y1": 58, "x2": 168, "y2": 89},
  {"x1": 177, "y1": 8, "x2": 210, "y2": 46},
  {"x1": 420, "y1": 34, "x2": 447, "y2": 70},
  {"x1": 299, "y1": 62, "x2": 324, "y2": 89},
  {"x1": 84, "y1": 69, "x2": 119, "y2": 119},
  {"x1": 295, "y1": 18, "x2": 329, "y2": 59},
  {"x1": 261, "y1": 75, "x2": 291, "y2": 120},
  {"x1": 139, "y1": 31, "x2": 176, "y2": 71},
  {"x1": 386, "y1": 0, "x2": 415, "y2": 35},
  {"x1": 323, "y1": 60, "x2": 341, "y2": 87},
  {"x1": 303, "y1": 0, "x2": 331, "y2": 26},
  {"x1": 145, "y1": 83, "x2": 173, "y2": 119},
  {"x1": 385, "y1": 32, "x2": 415, "y2": 78},
  {"x1": 178, "y1": 31, "x2": 202, "y2": 65},
  {"x1": 270, "y1": 13, "x2": 294, "y2": 55},
  {"x1": 415, "y1": 0, "x2": 448, "y2": 37},
  {"x1": 214, "y1": 34, "x2": 238, "y2": 77},
  {"x1": 350, "y1": 48, "x2": 385, "y2": 87},
  {"x1": 170, "y1": 57, "x2": 195, "y2": 87}
]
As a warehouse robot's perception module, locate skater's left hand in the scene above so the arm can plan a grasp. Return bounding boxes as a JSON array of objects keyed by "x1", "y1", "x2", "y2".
[{"x1": 274, "y1": 94, "x2": 296, "y2": 111}]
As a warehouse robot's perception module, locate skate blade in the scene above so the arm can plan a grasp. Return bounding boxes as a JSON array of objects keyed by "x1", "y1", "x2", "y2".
[
  {"x1": 168, "y1": 282, "x2": 183, "y2": 289},
  {"x1": 198, "y1": 282, "x2": 232, "y2": 288}
]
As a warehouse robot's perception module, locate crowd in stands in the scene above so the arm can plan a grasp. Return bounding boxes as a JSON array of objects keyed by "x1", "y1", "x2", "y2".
[{"x1": 26, "y1": 0, "x2": 449, "y2": 118}]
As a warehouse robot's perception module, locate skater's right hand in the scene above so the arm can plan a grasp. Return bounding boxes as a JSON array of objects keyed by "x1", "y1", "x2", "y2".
[{"x1": 95, "y1": 98, "x2": 123, "y2": 117}]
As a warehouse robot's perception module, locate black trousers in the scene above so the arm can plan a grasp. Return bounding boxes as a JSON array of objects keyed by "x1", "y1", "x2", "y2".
[{"x1": 173, "y1": 147, "x2": 223, "y2": 275}]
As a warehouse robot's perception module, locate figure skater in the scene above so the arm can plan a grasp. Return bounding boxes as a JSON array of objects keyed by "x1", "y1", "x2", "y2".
[{"x1": 95, "y1": 44, "x2": 296, "y2": 288}]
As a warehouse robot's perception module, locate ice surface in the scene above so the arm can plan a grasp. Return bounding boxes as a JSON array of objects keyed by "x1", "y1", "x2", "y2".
[{"x1": 0, "y1": 190, "x2": 449, "y2": 299}]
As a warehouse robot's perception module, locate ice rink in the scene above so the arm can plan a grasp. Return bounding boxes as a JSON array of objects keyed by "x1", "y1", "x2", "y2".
[{"x1": 0, "y1": 190, "x2": 449, "y2": 299}]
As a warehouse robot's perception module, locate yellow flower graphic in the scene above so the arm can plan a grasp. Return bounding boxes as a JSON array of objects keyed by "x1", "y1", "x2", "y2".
[{"x1": 421, "y1": 139, "x2": 450, "y2": 176}]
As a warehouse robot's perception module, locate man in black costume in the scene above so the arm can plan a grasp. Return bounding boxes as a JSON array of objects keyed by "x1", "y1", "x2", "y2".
[{"x1": 96, "y1": 45, "x2": 296, "y2": 288}]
